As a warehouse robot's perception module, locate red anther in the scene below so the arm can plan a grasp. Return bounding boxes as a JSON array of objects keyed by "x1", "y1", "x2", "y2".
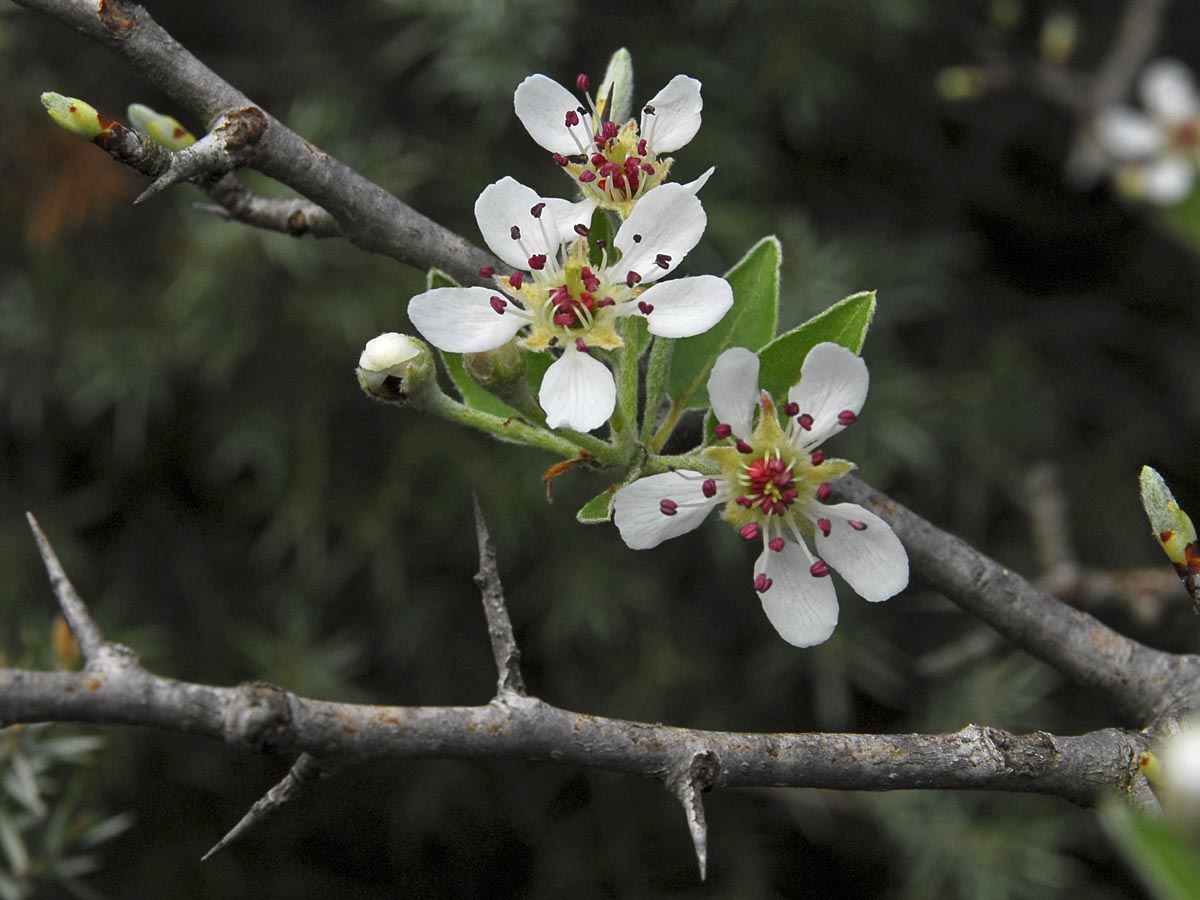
[
  {"x1": 659, "y1": 498, "x2": 678, "y2": 516},
  {"x1": 702, "y1": 479, "x2": 717, "y2": 498},
  {"x1": 736, "y1": 495, "x2": 753, "y2": 508},
  {"x1": 816, "y1": 483, "x2": 832, "y2": 502},
  {"x1": 740, "y1": 522, "x2": 759, "y2": 541},
  {"x1": 838, "y1": 410, "x2": 858, "y2": 426},
  {"x1": 810, "y1": 450, "x2": 825, "y2": 466},
  {"x1": 637, "y1": 138, "x2": 648, "y2": 156},
  {"x1": 626, "y1": 271, "x2": 642, "y2": 287},
  {"x1": 809, "y1": 560, "x2": 831, "y2": 578},
  {"x1": 489, "y1": 295, "x2": 507, "y2": 315},
  {"x1": 552, "y1": 152, "x2": 569, "y2": 166},
  {"x1": 575, "y1": 337, "x2": 590, "y2": 353},
  {"x1": 714, "y1": 423, "x2": 732, "y2": 439},
  {"x1": 565, "y1": 110, "x2": 580, "y2": 127},
  {"x1": 576, "y1": 73, "x2": 590, "y2": 93},
  {"x1": 528, "y1": 254, "x2": 547, "y2": 270},
  {"x1": 612, "y1": 173, "x2": 626, "y2": 190},
  {"x1": 598, "y1": 162, "x2": 619, "y2": 177},
  {"x1": 479, "y1": 266, "x2": 496, "y2": 278},
  {"x1": 582, "y1": 273, "x2": 601, "y2": 292},
  {"x1": 623, "y1": 157, "x2": 639, "y2": 176},
  {"x1": 579, "y1": 292, "x2": 595, "y2": 310},
  {"x1": 654, "y1": 254, "x2": 672, "y2": 269},
  {"x1": 591, "y1": 152, "x2": 607, "y2": 167},
  {"x1": 644, "y1": 104, "x2": 656, "y2": 115},
  {"x1": 767, "y1": 458, "x2": 785, "y2": 473},
  {"x1": 640, "y1": 163, "x2": 655, "y2": 175},
  {"x1": 783, "y1": 401, "x2": 799, "y2": 416},
  {"x1": 601, "y1": 120, "x2": 619, "y2": 140},
  {"x1": 510, "y1": 225, "x2": 521, "y2": 240},
  {"x1": 637, "y1": 301, "x2": 654, "y2": 315},
  {"x1": 509, "y1": 271, "x2": 524, "y2": 289},
  {"x1": 849, "y1": 520, "x2": 868, "y2": 531},
  {"x1": 768, "y1": 537, "x2": 786, "y2": 552},
  {"x1": 554, "y1": 311, "x2": 574, "y2": 326},
  {"x1": 579, "y1": 171, "x2": 596, "y2": 183},
  {"x1": 754, "y1": 573, "x2": 773, "y2": 592},
  {"x1": 735, "y1": 439, "x2": 753, "y2": 454},
  {"x1": 817, "y1": 517, "x2": 832, "y2": 537},
  {"x1": 595, "y1": 239, "x2": 607, "y2": 249},
  {"x1": 530, "y1": 202, "x2": 546, "y2": 218},
  {"x1": 574, "y1": 223, "x2": 590, "y2": 237},
  {"x1": 596, "y1": 297, "x2": 615, "y2": 308},
  {"x1": 797, "y1": 413, "x2": 814, "y2": 431}
]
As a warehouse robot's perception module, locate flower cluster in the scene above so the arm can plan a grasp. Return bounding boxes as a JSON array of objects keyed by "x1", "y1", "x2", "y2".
[
  {"x1": 399, "y1": 63, "x2": 731, "y2": 432},
  {"x1": 1094, "y1": 59, "x2": 1200, "y2": 205},
  {"x1": 612, "y1": 343, "x2": 908, "y2": 646}
]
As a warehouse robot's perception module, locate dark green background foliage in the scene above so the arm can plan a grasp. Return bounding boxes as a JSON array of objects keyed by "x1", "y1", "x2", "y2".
[{"x1": 2, "y1": 0, "x2": 1198, "y2": 896}]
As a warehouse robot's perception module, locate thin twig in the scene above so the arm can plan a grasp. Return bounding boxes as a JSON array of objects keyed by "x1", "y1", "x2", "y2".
[{"x1": 472, "y1": 495, "x2": 526, "y2": 697}]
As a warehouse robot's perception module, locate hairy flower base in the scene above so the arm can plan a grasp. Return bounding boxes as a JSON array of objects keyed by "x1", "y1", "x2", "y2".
[{"x1": 613, "y1": 344, "x2": 908, "y2": 646}]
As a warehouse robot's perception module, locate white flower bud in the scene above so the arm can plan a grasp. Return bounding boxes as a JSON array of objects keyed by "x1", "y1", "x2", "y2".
[{"x1": 356, "y1": 332, "x2": 431, "y2": 401}]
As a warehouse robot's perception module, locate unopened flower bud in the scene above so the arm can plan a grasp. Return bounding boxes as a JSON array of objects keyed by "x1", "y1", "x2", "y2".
[
  {"x1": 464, "y1": 340, "x2": 528, "y2": 392},
  {"x1": 1143, "y1": 722, "x2": 1200, "y2": 822},
  {"x1": 126, "y1": 103, "x2": 197, "y2": 151},
  {"x1": 357, "y1": 332, "x2": 431, "y2": 402},
  {"x1": 598, "y1": 47, "x2": 635, "y2": 125},
  {"x1": 40, "y1": 92, "x2": 109, "y2": 140}
]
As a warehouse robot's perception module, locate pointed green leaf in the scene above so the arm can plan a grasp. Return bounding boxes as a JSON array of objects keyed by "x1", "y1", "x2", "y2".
[
  {"x1": 577, "y1": 487, "x2": 618, "y2": 524},
  {"x1": 758, "y1": 290, "x2": 875, "y2": 399},
  {"x1": 667, "y1": 236, "x2": 780, "y2": 411},
  {"x1": 424, "y1": 268, "x2": 522, "y2": 418},
  {"x1": 588, "y1": 206, "x2": 615, "y2": 268},
  {"x1": 1102, "y1": 802, "x2": 1200, "y2": 900}
]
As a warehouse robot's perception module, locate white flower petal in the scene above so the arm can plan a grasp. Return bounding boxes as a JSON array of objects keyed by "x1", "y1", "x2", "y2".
[
  {"x1": 514, "y1": 74, "x2": 595, "y2": 156},
  {"x1": 613, "y1": 470, "x2": 719, "y2": 549},
  {"x1": 636, "y1": 275, "x2": 733, "y2": 338},
  {"x1": 539, "y1": 346, "x2": 616, "y2": 431},
  {"x1": 813, "y1": 503, "x2": 909, "y2": 603},
  {"x1": 1139, "y1": 156, "x2": 1195, "y2": 205},
  {"x1": 682, "y1": 166, "x2": 715, "y2": 195},
  {"x1": 543, "y1": 195, "x2": 598, "y2": 244},
  {"x1": 359, "y1": 332, "x2": 421, "y2": 372},
  {"x1": 755, "y1": 539, "x2": 839, "y2": 647},
  {"x1": 474, "y1": 177, "x2": 561, "y2": 272},
  {"x1": 1140, "y1": 59, "x2": 1199, "y2": 125},
  {"x1": 707, "y1": 347, "x2": 760, "y2": 440},
  {"x1": 644, "y1": 75, "x2": 703, "y2": 153},
  {"x1": 408, "y1": 287, "x2": 526, "y2": 353},
  {"x1": 613, "y1": 183, "x2": 706, "y2": 284},
  {"x1": 1095, "y1": 107, "x2": 1163, "y2": 159},
  {"x1": 786, "y1": 343, "x2": 869, "y2": 447}
]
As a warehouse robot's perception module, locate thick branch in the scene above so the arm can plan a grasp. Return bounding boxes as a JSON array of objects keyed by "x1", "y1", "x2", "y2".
[
  {"x1": 0, "y1": 667, "x2": 1151, "y2": 807},
  {"x1": 15, "y1": 0, "x2": 498, "y2": 284},
  {"x1": 836, "y1": 475, "x2": 1200, "y2": 723}
]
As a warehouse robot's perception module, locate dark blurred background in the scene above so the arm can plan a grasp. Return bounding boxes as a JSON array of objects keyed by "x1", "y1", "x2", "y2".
[{"x1": 2, "y1": 0, "x2": 1199, "y2": 896}]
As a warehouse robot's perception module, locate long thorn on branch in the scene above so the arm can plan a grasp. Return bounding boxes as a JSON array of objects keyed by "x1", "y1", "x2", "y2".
[
  {"x1": 667, "y1": 750, "x2": 719, "y2": 881},
  {"x1": 472, "y1": 496, "x2": 526, "y2": 697},
  {"x1": 25, "y1": 513, "x2": 105, "y2": 663},
  {"x1": 202, "y1": 753, "x2": 332, "y2": 862}
]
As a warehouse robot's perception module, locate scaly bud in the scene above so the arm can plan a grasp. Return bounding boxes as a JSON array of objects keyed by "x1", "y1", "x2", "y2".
[
  {"x1": 126, "y1": 103, "x2": 197, "y2": 151},
  {"x1": 357, "y1": 332, "x2": 432, "y2": 403},
  {"x1": 1140, "y1": 465, "x2": 1200, "y2": 610},
  {"x1": 40, "y1": 92, "x2": 109, "y2": 140},
  {"x1": 598, "y1": 47, "x2": 634, "y2": 124}
]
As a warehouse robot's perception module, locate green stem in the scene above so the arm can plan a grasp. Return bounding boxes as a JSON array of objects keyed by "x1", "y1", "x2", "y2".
[
  {"x1": 640, "y1": 336, "x2": 674, "y2": 445},
  {"x1": 641, "y1": 453, "x2": 718, "y2": 476},
  {"x1": 649, "y1": 399, "x2": 686, "y2": 453},
  {"x1": 419, "y1": 389, "x2": 622, "y2": 465},
  {"x1": 611, "y1": 322, "x2": 641, "y2": 450}
]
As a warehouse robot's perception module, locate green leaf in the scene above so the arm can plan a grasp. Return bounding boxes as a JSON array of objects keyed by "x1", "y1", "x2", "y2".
[
  {"x1": 424, "y1": 268, "x2": 523, "y2": 419},
  {"x1": 526, "y1": 349, "x2": 552, "y2": 400},
  {"x1": 1102, "y1": 802, "x2": 1200, "y2": 900},
  {"x1": 758, "y1": 290, "x2": 875, "y2": 399},
  {"x1": 577, "y1": 487, "x2": 617, "y2": 524},
  {"x1": 667, "y1": 236, "x2": 780, "y2": 410},
  {"x1": 588, "y1": 207, "x2": 615, "y2": 269}
]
